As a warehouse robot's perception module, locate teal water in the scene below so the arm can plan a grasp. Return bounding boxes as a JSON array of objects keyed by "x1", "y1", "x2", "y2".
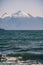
[{"x1": 0, "y1": 30, "x2": 43, "y2": 59}]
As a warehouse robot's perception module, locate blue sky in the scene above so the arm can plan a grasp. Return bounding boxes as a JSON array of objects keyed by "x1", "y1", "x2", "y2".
[{"x1": 0, "y1": 0, "x2": 43, "y2": 17}]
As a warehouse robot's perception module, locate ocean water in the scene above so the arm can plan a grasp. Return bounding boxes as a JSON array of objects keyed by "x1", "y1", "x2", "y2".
[{"x1": 0, "y1": 30, "x2": 43, "y2": 60}]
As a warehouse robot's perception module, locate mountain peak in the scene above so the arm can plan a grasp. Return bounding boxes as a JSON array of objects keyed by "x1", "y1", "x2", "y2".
[
  {"x1": 12, "y1": 10, "x2": 32, "y2": 17},
  {"x1": 0, "y1": 12, "x2": 9, "y2": 18}
]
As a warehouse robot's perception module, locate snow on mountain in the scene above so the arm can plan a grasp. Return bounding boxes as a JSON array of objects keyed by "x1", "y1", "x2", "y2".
[
  {"x1": 0, "y1": 12, "x2": 10, "y2": 18},
  {"x1": 12, "y1": 11, "x2": 32, "y2": 17},
  {"x1": 0, "y1": 11, "x2": 33, "y2": 18}
]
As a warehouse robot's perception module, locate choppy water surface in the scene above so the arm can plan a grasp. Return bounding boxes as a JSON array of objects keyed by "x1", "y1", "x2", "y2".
[{"x1": 0, "y1": 30, "x2": 43, "y2": 59}]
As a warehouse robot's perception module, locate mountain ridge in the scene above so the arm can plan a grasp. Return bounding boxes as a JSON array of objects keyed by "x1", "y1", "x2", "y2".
[
  {"x1": 0, "y1": 10, "x2": 43, "y2": 18},
  {"x1": 0, "y1": 10, "x2": 33, "y2": 18}
]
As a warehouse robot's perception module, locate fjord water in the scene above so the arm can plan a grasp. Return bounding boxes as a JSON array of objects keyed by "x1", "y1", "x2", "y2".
[{"x1": 0, "y1": 30, "x2": 43, "y2": 59}]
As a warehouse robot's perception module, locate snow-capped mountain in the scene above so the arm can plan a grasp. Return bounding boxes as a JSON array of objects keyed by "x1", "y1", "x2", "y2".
[
  {"x1": 0, "y1": 11, "x2": 43, "y2": 30},
  {"x1": 0, "y1": 11, "x2": 32, "y2": 18},
  {"x1": 12, "y1": 11, "x2": 32, "y2": 17}
]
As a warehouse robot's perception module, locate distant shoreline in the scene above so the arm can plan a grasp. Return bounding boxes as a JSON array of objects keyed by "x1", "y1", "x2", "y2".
[
  {"x1": 0, "y1": 29, "x2": 5, "y2": 31},
  {"x1": 0, "y1": 28, "x2": 43, "y2": 31}
]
